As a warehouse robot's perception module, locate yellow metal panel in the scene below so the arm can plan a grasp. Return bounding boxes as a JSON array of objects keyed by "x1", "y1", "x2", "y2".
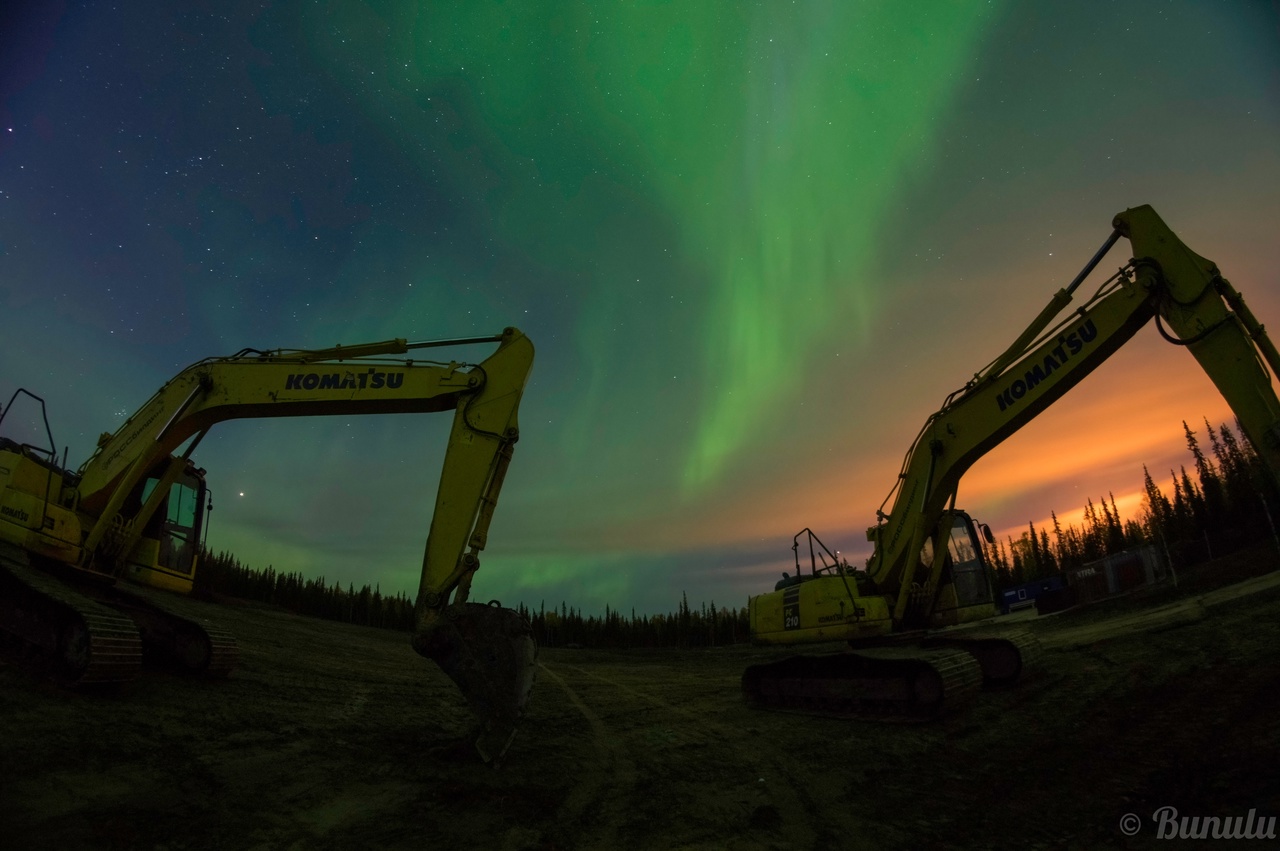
[
  {"x1": 124, "y1": 558, "x2": 195, "y2": 594},
  {"x1": 1, "y1": 451, "x2": 59, "y2": 497},
  {"x1": 750, "y1": 576, "x2": 893, "y2": 645}
]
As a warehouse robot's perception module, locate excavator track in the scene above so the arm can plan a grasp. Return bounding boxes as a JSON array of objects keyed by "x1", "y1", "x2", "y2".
[
  {"x1": 89, "y1": 583, "x2": 239, "y2": 677},
  {"x1": 0, "y1": 541, "x2": 236, "y2": 681},
  {"x1": 0, "y1": 541, "x2": 142, "y2": 685},
  {"x1": 921, "y1": 629, "x2": 1042, "y2": 687},
  {"x1": 742, "y1": 645, "x2": 983, "y2": 720}
]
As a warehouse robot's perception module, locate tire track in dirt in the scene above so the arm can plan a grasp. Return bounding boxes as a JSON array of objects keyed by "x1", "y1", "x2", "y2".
[
  {"x1": 555, "y1": 662, "x2": 820, "y2": 848},
  {"x1": 330, "y1": 682, "x2": 370, "y2": 721},
  {"x1": 538, "y1": 663, "x2": 638, "y2": 847}
]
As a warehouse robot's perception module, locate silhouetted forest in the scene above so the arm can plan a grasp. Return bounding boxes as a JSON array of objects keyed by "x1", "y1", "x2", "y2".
[
  {"x1": 983, "y1": 418, "x2": 1280, "y2": 589},
  {"x1": 516, "y1": 593, "x2": 750, "y2": 649},
  {"x1": 194, "y1": 417, "x2": 1277, "y2": 646},
  {"x1": 193, "y1": 552, "x2": 419, "y2": 630},
  {"x1": 193, "y1": 549, "x2": 749, "y2": 649}
]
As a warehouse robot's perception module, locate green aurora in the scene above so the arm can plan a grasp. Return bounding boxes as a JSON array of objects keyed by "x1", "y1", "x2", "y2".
[
  {"x1": 299, "y1": 1, "x2": 1001, "y2": 490},
  {"x1": 1, "y1": 1, "x2": 1278, "y2": 615}
]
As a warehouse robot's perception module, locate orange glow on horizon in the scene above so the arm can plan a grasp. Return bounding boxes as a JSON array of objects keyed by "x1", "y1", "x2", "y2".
[
  {"x1": 689, "y1": 319, "x2": 1266, "y2": 564},
  {"x1": 990, "y1": 488, "x2": 1147, "y2": 548}
]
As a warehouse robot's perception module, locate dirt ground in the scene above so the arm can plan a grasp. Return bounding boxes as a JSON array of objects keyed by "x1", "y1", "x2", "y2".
[{"x1": 3, "y1": 550, "x2": 1279, "y2": 851}]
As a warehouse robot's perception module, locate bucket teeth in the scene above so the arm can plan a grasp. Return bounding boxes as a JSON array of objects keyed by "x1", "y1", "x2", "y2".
[{"x1": 416, "y1": 602, "x2": 538, "y2": 763}]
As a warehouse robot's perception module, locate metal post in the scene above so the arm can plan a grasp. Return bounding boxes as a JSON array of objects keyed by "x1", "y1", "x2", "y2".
[{"x1": 1261, "y1": 494, "x2": 1280, "y2": 556}]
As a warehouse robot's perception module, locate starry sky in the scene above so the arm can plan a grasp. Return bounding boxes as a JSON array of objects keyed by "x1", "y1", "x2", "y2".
[{"x1": 2, "y1": 1, "x2": 1278, "y2": 616}]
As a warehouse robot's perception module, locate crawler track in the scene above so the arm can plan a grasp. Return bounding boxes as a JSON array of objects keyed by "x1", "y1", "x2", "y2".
[
  {"x1": 0, "y1": 541, "x2": 237, "y2": 683},
  {"x1": 922, "y1": 629, "x2": 1043, "y2": 686},
  {"x1": 95, "y1": 583, "x2": 239, "y2": 677},
  {"x1": 0, "y1": 541, "x2": 142, "y2": 685},
  {"x1": 742, "y1": 628, "x2": 1042, "y2": 721},
  {"x1": 742, "y1": 645, "x2": 983, "y2": 720}
]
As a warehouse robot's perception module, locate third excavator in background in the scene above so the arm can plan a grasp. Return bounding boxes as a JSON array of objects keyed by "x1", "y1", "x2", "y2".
[
  {"x1": 1, "y1": 327, "x2": 536, "y2": 762},
  {"x1": 743, "y1": 204, "x2": 1280, "y2": 719}
]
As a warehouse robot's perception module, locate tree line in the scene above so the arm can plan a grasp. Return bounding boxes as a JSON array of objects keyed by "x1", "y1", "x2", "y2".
[
  {"x1": 983, "y1": 418, "x2": 1280, "y2": 589},
  {"x1": 515, "y1": 592, "x2": 750, "y2": 649},
  {"x1": 193, "y1": 547, "x2": 750, "y2": 648},
  {"x1": 193, "y1": 551, "x2": 419, "y2": 630},
  {"x1": 193, "y1": 416, "x2": 1276, "y2": 645}
]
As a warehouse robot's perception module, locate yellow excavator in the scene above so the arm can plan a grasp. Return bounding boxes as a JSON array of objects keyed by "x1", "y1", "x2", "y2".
[
  {"x1": 0, "y1": 327, "x2": 536, "y2": 761},
  {"x1": 743, "y1": 205, "x2": 1280, "y2": 718}
]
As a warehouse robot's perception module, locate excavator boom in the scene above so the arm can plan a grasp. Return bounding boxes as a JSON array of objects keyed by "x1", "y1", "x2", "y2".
[
  {"x1": 864, "y1": 205, "x2": 1280, "y2": 626},
  {"x1": 745, "y1": 205, "x2": 1280, "y2": 720},
  {"x1": 1, "y1": 327, "x2": 538, "y2": 762}
]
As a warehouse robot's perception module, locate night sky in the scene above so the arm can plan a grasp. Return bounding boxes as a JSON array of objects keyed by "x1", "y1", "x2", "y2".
[{"x1": 2, "y1": 1, "x2": 1278, "y2": 616}]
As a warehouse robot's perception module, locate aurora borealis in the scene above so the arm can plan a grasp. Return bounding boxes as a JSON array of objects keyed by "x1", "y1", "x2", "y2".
[{"x1": 2, "y1": 1, "x2": 1278, "y2": 616}]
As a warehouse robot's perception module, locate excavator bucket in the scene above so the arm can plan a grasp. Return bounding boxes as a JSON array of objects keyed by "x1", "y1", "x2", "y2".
[{"x1": 416, "y1": 601, "x2": 538, "y2": 764}]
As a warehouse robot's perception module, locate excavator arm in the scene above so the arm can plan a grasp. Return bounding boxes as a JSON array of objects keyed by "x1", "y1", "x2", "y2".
[
  {"x1": 73, "y1": 326, "x2": 537, "y2": 761},
  {"x1": 1120, "y1": 206, "x2": 1280, "y2": 471},
  {"x1": 867, "y1": 205, "x2": 1280, "y2": 624},
  {"x1": 742, "y1": 205, "x2": 1280, "y2": 721}
]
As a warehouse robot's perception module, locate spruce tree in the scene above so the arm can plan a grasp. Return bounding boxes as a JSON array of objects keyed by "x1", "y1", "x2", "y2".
[
  {"x1": 1186, "y1": 420, "x2": 1227, "y2": 533},
  {"x1": 1038, "y1": 528, "x2": 1057, "y2": 574}
]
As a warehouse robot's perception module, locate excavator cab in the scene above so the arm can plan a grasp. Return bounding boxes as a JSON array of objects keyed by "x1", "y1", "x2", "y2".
[
  {"x1": 3, "y1": 328, "x2": 540, "y2": 762},
  {"x1": 917, "y1": 512, "x2": 997, "y2": 625},
  {"x1": 126, "y1": 463, "x2": 207, "y2": 593},
  {"x1": 746, "y1": 203, "x2": 1280, "y2": 721}
]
